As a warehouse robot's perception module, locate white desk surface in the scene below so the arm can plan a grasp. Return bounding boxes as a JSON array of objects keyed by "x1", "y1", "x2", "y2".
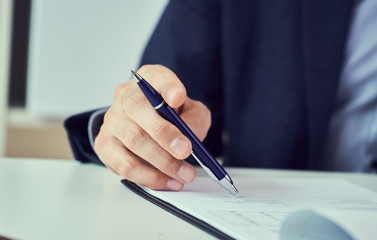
[{"x1": 0, "y1": 157, "x2": 376, "y2": 240}]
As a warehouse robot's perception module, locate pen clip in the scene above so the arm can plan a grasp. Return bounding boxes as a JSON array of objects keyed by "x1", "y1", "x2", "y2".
[{"x1": 191, "y1": 152, "x2": 218, "y2": 182}]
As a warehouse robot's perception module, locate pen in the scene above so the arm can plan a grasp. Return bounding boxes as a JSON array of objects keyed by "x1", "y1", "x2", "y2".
[{"x1": 131, "y1": 70, "x2": 239, "y2": 197}]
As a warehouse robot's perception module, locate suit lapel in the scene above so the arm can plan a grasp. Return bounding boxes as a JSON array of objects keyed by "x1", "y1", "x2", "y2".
[{"x1": 301, "y1": 0, "x2": 354, "y2": 167}]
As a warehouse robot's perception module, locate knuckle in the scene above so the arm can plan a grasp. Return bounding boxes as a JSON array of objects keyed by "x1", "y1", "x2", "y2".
[
  {"x1": 146, "y1": 173, "x2": 165, "y2": 189},
  {"x1": 114, "y1": 83, "x2": 127, "y2": 100},
  {"x1": 137, "y1": 64, "x2": 151, "y2": 75},
  {"x1": 123, "y1": 92, "x2": 145, "y2": 116},
  {"x1": 138, "y1": 64, "x2": 170, "y2": 83},
  {"x1": 94, "y1": 134, "x2": 106, "y2": 154},
  {"x1": 117, "y1": 159, "x2": 137, "y2": 178},
  {"x1": 103, "y1": 109, "x2": 114, "y2": 123},
  {"x1": 123, "y1": 125, "x2": 146, "y2": 148},
  {"x1": 158, "y1": 157, "x2": 176, "y2": 172},
  {"x1": 139, "y1": 64, "x2": 163, "y2": 75},
  {"x1": 151, "y1": 122, "x2": 171, "y2": 140}
]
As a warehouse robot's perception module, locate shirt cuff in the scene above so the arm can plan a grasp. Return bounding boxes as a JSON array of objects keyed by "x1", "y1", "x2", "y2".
[{"x1": 87, "y1": 107, "x2": 108, "y2": 149}]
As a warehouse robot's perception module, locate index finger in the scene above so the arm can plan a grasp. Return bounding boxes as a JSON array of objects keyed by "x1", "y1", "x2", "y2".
[{"x1": 136, "y1": 64, "x2": 187, "y2": 109}]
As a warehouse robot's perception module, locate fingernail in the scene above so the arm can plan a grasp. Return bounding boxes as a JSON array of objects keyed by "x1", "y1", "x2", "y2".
[
  {"x1": 178, "y1": 165, "x2": 196, "y2": 183},
  {"x1": 167, "y1": 88, "x2": 178, "y2": 103},
  {"x1": 167, "y1": 179, "x2": 183, "y2": 191},
  {"x1": 170, "y1": 137, "x2": 189, "y2": 156}
]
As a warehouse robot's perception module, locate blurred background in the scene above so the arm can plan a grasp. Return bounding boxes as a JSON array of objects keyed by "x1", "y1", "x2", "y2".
[{"x1": 0, "y1": 0, "x2": 168, "y2": 160}]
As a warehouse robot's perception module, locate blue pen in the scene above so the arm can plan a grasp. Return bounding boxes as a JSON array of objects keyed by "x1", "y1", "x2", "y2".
[{"x1": 131, "y1": 70, "x2": 238, "y2": 197}]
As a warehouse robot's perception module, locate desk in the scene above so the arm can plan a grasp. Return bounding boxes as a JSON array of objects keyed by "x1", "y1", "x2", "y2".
[{"x1": 1, "y1": 158, "x2": 376, "y2": 240}]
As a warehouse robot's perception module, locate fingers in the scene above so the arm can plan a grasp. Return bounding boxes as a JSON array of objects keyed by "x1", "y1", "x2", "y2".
[
  {"x1": 112, "y1": 119, "x2": 196, "y2": 184},
  {"x1": 137, "y1": 65, "x2": 211, "y2": 142},
  {"x1": 121, "y1": 88, "x2": 191, "y2": 159},
  {"x1": 137, "y1": 65, "x2": 187, "y2": 108},
  {"x1": 94, "y1": 64, "x2": 211, "y2": 191},
  {"x1": 95, "y1": 136, "x2": 186, "y2": 191}
]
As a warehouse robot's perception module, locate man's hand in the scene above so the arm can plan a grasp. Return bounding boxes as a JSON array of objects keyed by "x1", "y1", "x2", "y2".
[{"x1": 94, "y1": 65, "x2": 212, "y2": 191}]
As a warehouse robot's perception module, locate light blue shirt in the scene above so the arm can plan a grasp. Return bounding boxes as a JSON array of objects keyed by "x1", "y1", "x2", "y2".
[{"x1": 322, "y1": 0, "x2": 377, "y2": 172}]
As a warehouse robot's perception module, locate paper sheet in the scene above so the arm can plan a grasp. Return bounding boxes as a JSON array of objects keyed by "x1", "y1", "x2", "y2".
[{"x1": 142, "y1": 177, "x2": 377, "y2": 240}]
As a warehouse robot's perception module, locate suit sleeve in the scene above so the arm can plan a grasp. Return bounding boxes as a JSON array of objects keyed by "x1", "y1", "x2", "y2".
[{"x1": 64, "y1": 109, "x2": 105, "y2": 165}]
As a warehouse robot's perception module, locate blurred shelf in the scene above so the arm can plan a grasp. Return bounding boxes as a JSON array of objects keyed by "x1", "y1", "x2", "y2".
[
  {"x1": 5, "y1": 107, "x2": 73, "y2": 160},
  {"x1": 7, "y1": 107, "x2": 65, "y2": 128}
]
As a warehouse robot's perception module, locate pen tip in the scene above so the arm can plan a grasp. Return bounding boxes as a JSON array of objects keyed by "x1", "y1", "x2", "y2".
[
  {"x1": 230, "y1": 184, "x2": 239, "y2": 198},
  {"x1": 131, "y1": 70, "x2": 142, "y2": 82},
  {"x1": 220, "y1": 175, "x2": 239, "y2": 198}
]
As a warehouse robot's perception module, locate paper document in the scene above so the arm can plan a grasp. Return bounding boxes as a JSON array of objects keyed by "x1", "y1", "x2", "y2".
[{"x1": 140, "y1": 177, "x2": 377, "y2": 240}]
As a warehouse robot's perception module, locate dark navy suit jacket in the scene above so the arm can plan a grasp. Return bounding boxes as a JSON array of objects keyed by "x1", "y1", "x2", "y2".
[{"x1": 65, "y1": 0, "x2": 355, "y2": 170}]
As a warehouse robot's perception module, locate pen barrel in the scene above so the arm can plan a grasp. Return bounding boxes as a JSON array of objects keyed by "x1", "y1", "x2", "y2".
[
  {"x1": 134, "y1": 77, "x2": 227, "y2": 180},
  {"x1": 137, "y1": 80, "x2": 164, "y2": 107},
  {"x1": 157, "y1": 104, "x2": 227, "y2": 180}
]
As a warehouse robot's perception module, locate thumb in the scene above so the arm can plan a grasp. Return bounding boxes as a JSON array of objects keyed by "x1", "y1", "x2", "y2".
[{"x1": 179, "y1": 100, "x2": 212, "y2": 142}]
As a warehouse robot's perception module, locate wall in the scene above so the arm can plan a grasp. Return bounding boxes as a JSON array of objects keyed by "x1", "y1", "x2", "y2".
[
  {"x1": 27, "y1": 0, "x2": 168, "y2": 118},
  {"x1": 4, "y1": 0, "x2": 168, "y2": 159},
  {"x1": 0, "y1": 0, "x2": 13, "y2": 157}
]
